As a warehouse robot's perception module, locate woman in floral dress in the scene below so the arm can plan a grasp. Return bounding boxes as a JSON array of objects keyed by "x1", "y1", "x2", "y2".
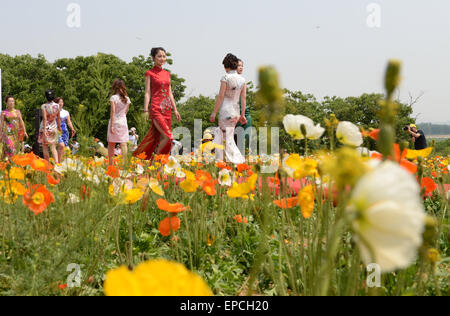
[
  {"x1": 38, "y1": 90, "x2": 61, "y2": 163},
  {"x1": 0, "y1": 96, "x2": 28, "y2": 160}
]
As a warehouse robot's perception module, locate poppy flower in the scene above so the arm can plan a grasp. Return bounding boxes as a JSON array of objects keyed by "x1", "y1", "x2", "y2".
[
  {"x1": 47, "y1": 173, "x2": 60, "y2": 186},
  {"x1": 12, "y1": 153, "x2": 35, "y2": 167},
  {"x1": 23, "y1": 184, "x2": 55, "y2": 215},
  {"x1": 159, "y1": 216, "x2": 181, "y2": 236},
  {"x1": 237, "y1": 163, "x2": 251, "y2": 173},
  {"x1": 421, "y1": 177, "x2": 437, "y2": 197},
  {"x1": 298, "y1": 185, "x2": 315, "y2": 219},
  {"x1": 273, "y1": 197, "x2": 298, "y2": 209},
  {"x1": 156, "y1": 199, "x2": 189, "y2": 213},
  {"x1": 8, "y1": 167, "x2": 25, "y2": 180},
  {"x1": 195, "y1": 170, "x2": 213, "y2": 186},
  {"x1": 136, "y1": 153, "x2": 148, "y2": 160},
  {"x1": 202, "y1": 180, "x2": 217, "y2": 196},
  {"x1": 106, "y1": 165, "x2": 120, "y2": 178},
  {"x1": 233, "y1": 215, "x2": 248, "y2": 224},
  {"x1": 371, "y1": 144, "x2": 417, "y2": 174},
  {"x1": 80, "y1": 185, "x2": 90, "y2": 200},
  {"x1": 58, "y1": 284, "x2": 68, "y2": 290},
  {"x1": 31, "y1": 157, "x2": 53, "y2": 173}
]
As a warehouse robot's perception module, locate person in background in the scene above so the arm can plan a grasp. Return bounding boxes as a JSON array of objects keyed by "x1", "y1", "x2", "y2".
[
  {"x1": 55, "y1": 97, "x2": 76, "y2": 163},
  {"x1": 107, "y1": 79, "x2": 131, "y2": 166},
  {"x1": 235, "y1": 59, "x2": 253, "y2": 149},
  {"x1": 114, "y1": 143, "x2": 122, "y2": 157},
  {"x1": 38, "y1": 90, "x2": 61, "y2": 163},
  {"x1": 0, "y1": 95, "x2": 28, "y2": 159},
  {"x1": 129, "y1": 127, "x2": 139, "y2": 152},
  {"x1": 407, "y1": 124, "x2": 428, "y2": 150},
  {"x1": 71, "y1": 137, "x2": 80, "y2": 156}
]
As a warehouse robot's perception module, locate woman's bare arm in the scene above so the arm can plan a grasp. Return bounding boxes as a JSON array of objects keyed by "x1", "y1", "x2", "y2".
[
  {"x1": 144, "y1": 76, "x2": 151, "y2": 120},
  {"x1": 210, "y1": 82, "x2": 227, "y2": 122}
]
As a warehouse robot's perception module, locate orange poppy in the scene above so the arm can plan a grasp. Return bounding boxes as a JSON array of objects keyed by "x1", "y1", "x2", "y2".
[
  {"x1": 233, "y1": 215, "x2": 248, "y2": 224},
  {"x1": 202, "y1": 180, "x2": 217, "y2": 196},
  {"x1": 47, "y1": 173, "x2": 60, "y2": 186},
  {"x1": 156, "y1": 199, "x2": 189, "y2": 213},
  {"x1": 237, "y1": 163, "x2": 251, "y2": 173},
  {"x1": 106, "y1": 165, "x2": 120, "y2": 178},
  {"x1": 31, "y1": 157, "x2": 53, "y2": 173},
  {"x1": 58, "y1": 284, "x2": 68, "y2": 290},
  {"x1": 216, "y1": 161, "x2": 228, "y2": 169},
  {"x1": 159, "y1": 216, "x2": 181, "y2": 236},
  {"x1": 371, "y1": 144, "x2": 417, "y2": 174},
  {"x1": 273, "y1": 197, "x2": 299, "y2": 209},
  {"x1": 195, "y1": 170, "x2": 213, "y2": 186},
  {"x1": 155, "y1": 155, "x2": 169, "y2": 165},
  {"x1": 136, "y1": 152, "x2": 148, "y2": 160},
  {"x1": 12, "y1": 153, "x2": 35, "y2": 167},
  {"x1": 23, "y1": 184, "x2": 55, "y2": 215}
]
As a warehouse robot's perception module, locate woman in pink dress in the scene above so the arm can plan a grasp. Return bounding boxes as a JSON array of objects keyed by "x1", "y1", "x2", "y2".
[
  {"x1": 38, "y1": 90, "x2": 61, "y2": 163},
  {"x1": 107, "y1": 79, "x2": 131, "y2": 166}
]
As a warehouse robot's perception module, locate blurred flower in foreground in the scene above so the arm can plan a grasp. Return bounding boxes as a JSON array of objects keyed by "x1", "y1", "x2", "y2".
[
  {"x1": 298, "y1": 185, "x2": 315, "y2": 219},
  {"x1": 406, "y1": 147, "x2": 433, "y2": 160},
  {"x1": 104, "y1": 259, "x2": 213, "y2": 296},
  {"x1": 23, "y1": 184, "x2": 55, "y2": 215},
  {"x1": 336, "y1": 121, "x2": 363, "y2": 147},
  {"x1": 347, "y1": 161, "x2": 425, "y2": 273},
  {"x1": 283, "y1": 114, "x2": 325, "y2": 140}
]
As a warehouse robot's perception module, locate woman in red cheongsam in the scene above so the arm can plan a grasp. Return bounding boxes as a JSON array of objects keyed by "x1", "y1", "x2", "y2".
[{"x1": 133, "y1": 47, "x2": 181, "y2": 161}]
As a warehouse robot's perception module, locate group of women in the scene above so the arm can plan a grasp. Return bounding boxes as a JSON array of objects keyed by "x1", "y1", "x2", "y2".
[
  {"x1": 0, "y1": 92, "x2": 76, "y2": 163},
  {"x1": 1, "y1": 47, "x2": 252, "y2": 166}
]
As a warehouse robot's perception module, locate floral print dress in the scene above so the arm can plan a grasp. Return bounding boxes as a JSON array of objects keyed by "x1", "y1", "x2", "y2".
[{"x1": 1, "y1": 109, "x2": 23, "y2": 159}]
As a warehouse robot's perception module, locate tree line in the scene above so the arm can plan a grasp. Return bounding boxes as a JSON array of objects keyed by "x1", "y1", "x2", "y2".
[{"x1": 1, "y1": 53, "x2": 416, "y2": 152}]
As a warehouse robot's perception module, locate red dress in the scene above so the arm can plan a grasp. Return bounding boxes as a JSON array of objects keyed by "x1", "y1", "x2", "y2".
[{"x1": 133, "y1": 66, "x2": 174, "y2": 161}]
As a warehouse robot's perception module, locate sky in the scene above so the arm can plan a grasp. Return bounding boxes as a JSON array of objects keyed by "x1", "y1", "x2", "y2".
[{"x1": 0, "y1": 0, "x2": 449, "y2": 123}]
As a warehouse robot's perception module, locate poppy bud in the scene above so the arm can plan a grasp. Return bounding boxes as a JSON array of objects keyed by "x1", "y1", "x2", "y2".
[{"x1": 385, "y1": 59, "x2": 402, "y2": 99}]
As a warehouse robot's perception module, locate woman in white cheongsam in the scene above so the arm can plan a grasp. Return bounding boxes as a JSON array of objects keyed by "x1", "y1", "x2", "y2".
[{"x1": 209, "y1": 53, "x2": 247, "y2": 164}]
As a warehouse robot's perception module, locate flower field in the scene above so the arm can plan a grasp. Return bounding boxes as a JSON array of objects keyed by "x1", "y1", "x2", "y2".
[{"x1": 0, "y1": 62, "x2": 449, "y2": 296}]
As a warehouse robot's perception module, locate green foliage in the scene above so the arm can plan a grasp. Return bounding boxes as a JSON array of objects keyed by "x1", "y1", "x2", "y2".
[
  {"x1": 419, "y1": 123, "x2": 450, "y2": 136},
  {"x1": 0, "y1": 53, "x2": 186, "y2": 143}
]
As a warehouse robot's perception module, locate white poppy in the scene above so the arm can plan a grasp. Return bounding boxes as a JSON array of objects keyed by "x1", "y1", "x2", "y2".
[
  {"x1": 218, "y1": 169, "x2": 232, "y2": 187},
  {"x1": 164, "y1": 156, "x2": 182, "y2": 176},
  {"x1": 347, "y1": 161, "x2": 426, "y2": 273},
  {"x1": 336, "y1": 121, "x2": 363, "y2": 147},
  {"x1": 282, "y1": 114, "x2": 325, "y2": 140}
]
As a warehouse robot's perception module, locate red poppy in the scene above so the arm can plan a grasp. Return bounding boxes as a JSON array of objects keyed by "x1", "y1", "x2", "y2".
[
  {"x1": 58, "y1": 283, "x2": 68, "y2": 290},
  {"x1": 136, "y1": 153, "x2": 147, "y2": 160},
  {"x1": 368, "y1": 129, "x2": 380, "y2": 141},
  {"x1": 421, "y1": 177, "x2": 437, "y2": 197},
  {"x1": 80, "y1": 185, "x2": 90, "y2": 200},
  {"x1": 159, "y1": 216, "x2": 181, "y2": 236}
]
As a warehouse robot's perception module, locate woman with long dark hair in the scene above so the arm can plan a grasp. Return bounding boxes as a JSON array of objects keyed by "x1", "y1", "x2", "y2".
[
  {"x1": 107, "y1": 79, "x2": 131, "y2": 166},
  {"x1": 133, "y1": 47, "x2": 181, "y2": 161}
]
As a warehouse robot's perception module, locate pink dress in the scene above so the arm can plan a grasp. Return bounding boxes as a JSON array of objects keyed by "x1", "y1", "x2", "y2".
[{"x1": 107, "y1": 94, "x2": 130, "y2": 143}]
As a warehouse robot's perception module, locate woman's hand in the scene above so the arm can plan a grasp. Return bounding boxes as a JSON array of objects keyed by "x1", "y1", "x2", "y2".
[
  {"x1": 239, "y1": 116, "x2": 247, "y2": 125},
  {"x1": 72, "y1": 129, "x2": 77, "y2": 136},
  {"x1": 24, "y1": 132, "x2": 29, "y2": 139},
  {"x1": 210, "y1": 113, "x2": 216, "y2": 123},
  {"x1": 144, "y1": 111, "x2": 150, "y2": 121},
  {"x1": 174, "y1": 110, "x2": 181, "y2": 123}
]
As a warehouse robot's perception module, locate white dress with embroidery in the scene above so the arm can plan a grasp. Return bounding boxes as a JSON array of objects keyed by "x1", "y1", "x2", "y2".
[{"x1": 213, "y1": 71, "x2": 246, "y2": 164}]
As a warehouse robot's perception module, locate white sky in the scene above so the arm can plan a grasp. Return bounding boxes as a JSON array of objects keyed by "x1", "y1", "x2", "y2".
[{"x1": 0, "y1": 0, "x2": 449, "y2": 123}]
